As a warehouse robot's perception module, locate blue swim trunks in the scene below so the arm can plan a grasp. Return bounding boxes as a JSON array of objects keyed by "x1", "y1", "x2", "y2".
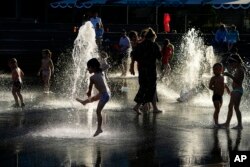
[
  {"x1": 232, "y1": 87, "x2": 243, "y2": 96},
  {"x1": 100, "y1": 92, "x2": 110, "y2": 103}
]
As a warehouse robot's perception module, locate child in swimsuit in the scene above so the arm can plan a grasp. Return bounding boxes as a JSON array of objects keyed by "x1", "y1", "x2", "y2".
[
  {"x1": 221, "y1": 54, "x2": 245, "y2": 129},
  {"x1": 209, "y1": 63, "x2": 230, "y2": 127},
  {"x1": 8, "y1": 58, "x2": 25, "y2": 107},
  {"x1": 76, "y1": 58, "x2": 110, "y2": 137},
  {"x1": 37, "y1": 49, "x2": 54, "y2": 93}
]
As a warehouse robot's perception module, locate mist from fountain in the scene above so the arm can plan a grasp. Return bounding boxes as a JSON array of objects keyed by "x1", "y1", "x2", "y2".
[{"x1": 162, "y1": 28, "x2": 216, "y2": 103}]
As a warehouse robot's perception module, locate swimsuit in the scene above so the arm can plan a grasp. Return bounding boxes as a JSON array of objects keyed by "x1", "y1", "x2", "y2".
[
  {"x1": 13, "y1": 80, "x2": 22, "y2": 90},
  {"x1": 232, "y1": 87, "x2": 243, "y2": 96},
  {"x1": 42, "y1": 69, "x2": 51, "y2": 77},
  {"x1": 100, "y1": 92, "x2": 110, "y2": 103},
  {"x1": 212, "y1": 94, "x2": 222, "y2": 103}
]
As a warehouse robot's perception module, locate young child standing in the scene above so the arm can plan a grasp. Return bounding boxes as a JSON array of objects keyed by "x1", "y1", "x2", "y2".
[
  {"x1": 160, "y1": 38, "x2": 174, "y2": 80},
  {"x1": 37, "y1": 49, "x2": 54, "y2": 93},
  {"x1": 209, "y1": 63, "x2": 230, "y2": 127},
  {"x1": 76, "y1": 58, "x2": 110, "y2": 137},
  {"x1": 221, "y1": 54, "x2": 245, "y2": 129},
  {"x1": 8, "y1": 58, "x2": 25, "y2": 107}
]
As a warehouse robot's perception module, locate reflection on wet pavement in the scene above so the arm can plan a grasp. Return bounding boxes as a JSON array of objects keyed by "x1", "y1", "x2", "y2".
[{"x1": 0, "y1": 78, "x2": 250, "y2": 167}]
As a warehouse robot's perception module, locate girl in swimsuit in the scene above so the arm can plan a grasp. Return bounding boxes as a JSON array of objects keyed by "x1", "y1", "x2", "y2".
[{"x1": 221, "y1": 54, "x2": 245, "y2": 129}]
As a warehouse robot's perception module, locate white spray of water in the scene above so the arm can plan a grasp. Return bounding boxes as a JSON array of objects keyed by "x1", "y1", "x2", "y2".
[
  {"x1": 180, "y1": 28, "x2": 205, "y2": 89},
  {"x1": 173, "y1": 29, "x2": 216, "y2": 103},
  {"x1": 71, "y1": 21, "x2": 98, "y2": 98}
]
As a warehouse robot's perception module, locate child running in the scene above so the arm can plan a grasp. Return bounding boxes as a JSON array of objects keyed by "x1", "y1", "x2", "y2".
[
  {"x1": 209, "y1": 63, "x2": 230, "y2": 127},
  {"x1": 76, "y1": 58, "x2": 110, "y2": 137},
  {"x1": 8, "y1": 58, "x2": 25, "y2": 107},
  {"x1": 37, "y1": 49, "x2": 54, "y2": 93},
  {"x1": 221, "y1": 54, "x2": 245, "y2": 129}
]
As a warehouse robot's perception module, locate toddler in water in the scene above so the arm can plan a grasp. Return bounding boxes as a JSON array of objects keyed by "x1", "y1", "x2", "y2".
[
  {"x1": 209, "y1": 63, "x2": 230, "y2": 127},
  {"x1": 37, "y1": 49, "x2": 54, "y2": 93},
  {"x1": 8, "y1": 58, "x2": 25, "y2": 107},
  {"x1": 76, "y1": 58, "x2": 110, "y2": 137}
]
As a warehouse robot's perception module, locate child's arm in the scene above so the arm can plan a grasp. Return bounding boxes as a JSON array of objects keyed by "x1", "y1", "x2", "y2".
[
  {"x1": 86, "y1": 78, "x2": 94, "y2": 97},
  {"x1": 20, "y1": 69, "x2": 24, "y2": 78},
  {"x1": 223, "y1": 71, "x2": 244, "y2": 86},
  {"x1": 49, "y1": 59, "x2": 54, "y2": 74},
  {"x1": 37, "y1": 60, "x2": 42, "y2": 76},
  {"x1": 208, "y1": 77, "x2": 214, "y2": 90}
]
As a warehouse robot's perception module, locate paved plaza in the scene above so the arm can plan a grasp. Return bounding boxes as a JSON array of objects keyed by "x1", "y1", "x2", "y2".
[{"x1": 0, "y1": 76, "x2": 250, "y2": 167}]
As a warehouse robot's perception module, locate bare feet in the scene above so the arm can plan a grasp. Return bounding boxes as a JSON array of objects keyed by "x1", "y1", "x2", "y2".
[
  {"x1": 93, "y1": 129, "x2": 103, "y2": 137},
  {"x1": 76, "y1": 98, "x2": 87, "y2": 105},
  {"x1": 152, "y1": 109, "x2": 162, "y2": 114},
  {"x1": 213, "y1": 124, "x2": 220, "y2": 129},
  {"x1": 133, "y1": 107, "x2": 142, "y2": 115},
  {"x1": 232, "y1": 125, "x2": 243, "y2": 130},
  {"x1": 140, "y1": 103, "x2": 151, "y2": 112},
  {"x1": 219, "y1": 123, "x2": 229, "y2": 129}
]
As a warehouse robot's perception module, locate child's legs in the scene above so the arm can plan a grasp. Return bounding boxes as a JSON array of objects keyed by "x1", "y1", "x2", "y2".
[
  {"x1": 213, "y1": 101, "x2": 221, "y2": 124},
  {"x1": 225, "y1": 93, "x2": 237, "y2": 125},
  {"x1": 16, "y1": 90, "x2": 24, "y2": 104},
  {"x1": 233, "y1": 93, "x2": 242, "y2": 127},
  {"x1": 96, "y1": 94, "x2": 109, "y2": 130},
  {"x1": 12, "y1": 88, "x2": 19, "y2": 104},
  {"x1": 42, "y1": 73, "x2": 51, "y2": 91},
  {"x1": 122, "y1": 59, "x2": 127, "y2": 75}
]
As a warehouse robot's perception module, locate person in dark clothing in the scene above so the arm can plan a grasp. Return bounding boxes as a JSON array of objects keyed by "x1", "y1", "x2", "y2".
[{"x1": 130, "y1": 27, "x2": 162, "y2": 114}]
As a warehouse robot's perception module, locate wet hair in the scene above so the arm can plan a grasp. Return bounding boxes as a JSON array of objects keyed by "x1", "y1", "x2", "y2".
[
  {"x1": 9, "y1": 58, "x2": 17, "y2": 65},
  {"x1": 213, "y1": 63, "x2": 223, "y2": 69},
  {"x1": 128, "y1": 30, "x2": 138, "y2": 40},
  {"x1": 87, "y1": 58, "x2": 102, "y2": 72},
  {"x1": 228, "y1": 54, "x2": 243, "y2": 64},
  {"x1": 231, "y1": 24, "x2": 236, "y2": 30},
  {"x1": 145, "y1": 27, "x2": 157, "y2": 40},
  {"x1": 42, "y1": 49, "x2": 52, "y2": 58},
  {"x1": 219, "y1": 24, "x2": 226, "y2": 31},
  {"x1": 164, "y1": 39, "x2": 170, "y2": 45}
]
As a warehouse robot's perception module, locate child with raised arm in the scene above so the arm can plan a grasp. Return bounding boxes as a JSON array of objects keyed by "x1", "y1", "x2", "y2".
[
  {"x1": 8, "y1": 58, "x2": 25, "y2": 107},
  {"x1": 209, "y1": 63, "x2": 230, "y2": 127},
  {"x1": 221, "y1": 54, "x2": 245, "y2": 129},
  {"x1": 37, "y1": 49, "x2": 54, "y2": 93},
  {"x1": 76, "y1": 58, "x2": 110, "y2": 137}
]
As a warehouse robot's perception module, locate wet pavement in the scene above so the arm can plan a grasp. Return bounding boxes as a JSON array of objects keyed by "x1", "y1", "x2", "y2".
[{"x1": 0, "y1": 76, "x2": 250, "y2": 167}]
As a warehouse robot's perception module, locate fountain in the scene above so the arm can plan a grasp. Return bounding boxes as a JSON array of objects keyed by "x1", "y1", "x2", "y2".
[
  {"x1": 172, "y1": 28, "x2": 216, "y2": 102},
  {"x1": 54, "y1": 21, "x2": 98, "y2": 99},
  {"x1": 71, "y1": 21, "x2": 98, "y2": 98}
]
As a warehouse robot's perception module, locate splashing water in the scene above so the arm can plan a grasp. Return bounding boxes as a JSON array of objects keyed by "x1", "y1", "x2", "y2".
[
  {"x1": 175, "y1": 28, "x2": 216, "y2": 90},
  {"x1": 71, "y1": 21, "x2": 98, "y2": 98}
]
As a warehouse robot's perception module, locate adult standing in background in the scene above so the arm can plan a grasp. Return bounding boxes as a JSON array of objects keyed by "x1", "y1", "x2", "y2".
[
  {"x1": 131, "y1": 27, "x2": 162, "y2": 114},
  {"x1": 227, "y1": 24, "x2": 240, "y2": 52},
  {"x1": 119, "y1": 29, "x2": 131, "y2": 76},
  {"x1": 90, "y1": 12, "x2": 103, "y2": 29},
  {"x1": 214, "y1": 24, "x2": 228, "y2": 53}
]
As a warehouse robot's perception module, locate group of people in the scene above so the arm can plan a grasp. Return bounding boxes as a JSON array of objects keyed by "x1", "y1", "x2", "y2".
[
  {"x1": 214, "y1": 23, "x2": 240, "y2": 53},
  {"x1": 8, "y1": 19, "x2": 246, "y2": 138},
  {"x1": 209, "y1": 53, "x2": 245, "y2": 129},
  {"x1": 9, "y1": 49, "x2": 54, "y2": 108}
]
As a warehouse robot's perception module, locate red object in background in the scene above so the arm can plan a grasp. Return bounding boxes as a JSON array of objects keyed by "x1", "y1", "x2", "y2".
[{"x1": 163, "y1": 13, "x2": 171, "y2": 33}]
